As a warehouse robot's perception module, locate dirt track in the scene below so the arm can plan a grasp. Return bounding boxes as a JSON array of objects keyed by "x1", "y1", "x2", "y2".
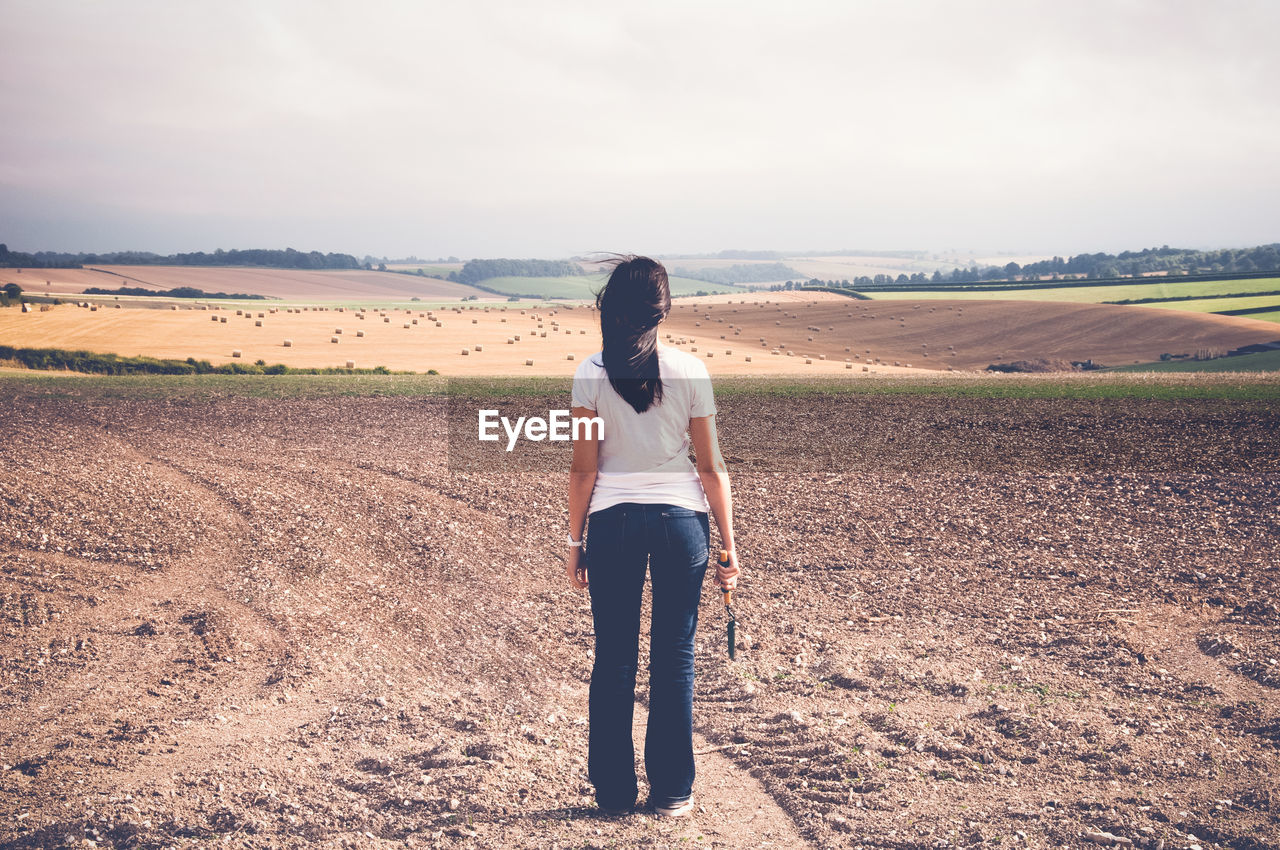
[{"x1": 1, "y1": 381, "x2": 1278, "y2": 848}]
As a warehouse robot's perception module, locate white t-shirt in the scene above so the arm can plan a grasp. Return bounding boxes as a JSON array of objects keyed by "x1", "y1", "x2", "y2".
[{"x1": 571, "y1": 343, "x2": 717, "y2": 514}]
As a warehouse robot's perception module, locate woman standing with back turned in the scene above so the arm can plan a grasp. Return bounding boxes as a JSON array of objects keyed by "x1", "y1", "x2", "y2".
[{"x1": 565, "y1": 255, "x2": 740, "y2": 817}]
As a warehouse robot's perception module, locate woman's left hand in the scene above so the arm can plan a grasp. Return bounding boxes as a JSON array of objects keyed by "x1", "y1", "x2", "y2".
[{"x1": 566, "y1": 546, "x2": 588, "y2": 591}]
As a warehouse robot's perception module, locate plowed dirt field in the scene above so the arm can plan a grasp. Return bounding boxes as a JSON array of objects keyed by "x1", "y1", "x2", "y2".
[{"x1": 1, "y1": 377, "x2": 1277, "y2": 849}]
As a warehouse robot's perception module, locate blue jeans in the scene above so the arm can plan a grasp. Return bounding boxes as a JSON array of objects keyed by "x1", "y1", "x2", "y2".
[{"x1": 585, "y1": 502, "x2": 710, "y2": 810}]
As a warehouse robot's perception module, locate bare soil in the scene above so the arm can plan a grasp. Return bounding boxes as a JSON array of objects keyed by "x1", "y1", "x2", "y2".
[{"x1": 1, "y1": 382, "x2": 1277, "y2": 849}]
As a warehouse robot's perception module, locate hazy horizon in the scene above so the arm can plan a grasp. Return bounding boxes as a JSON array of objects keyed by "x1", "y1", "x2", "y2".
[{"x1": 3, "y1": 2, "x2": 1277, "y2": 260}]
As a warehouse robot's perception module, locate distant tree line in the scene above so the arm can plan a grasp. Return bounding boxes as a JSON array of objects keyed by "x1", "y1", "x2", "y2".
[
  {"x1": 675, "y1": 262, "x2": 800, "y2": 285},
  {"x1": 82, "y1": 285, "x2": 269, "y2": 300},
  {"x1": 0, "y1": 244, "x2": 363, "y2": 270},
  {"x1": 448, "y1": 258, "x2": 584, "y2": 285},
  {"x1": 933, "y1": 243, "x2": 1280, "y2": 286}
]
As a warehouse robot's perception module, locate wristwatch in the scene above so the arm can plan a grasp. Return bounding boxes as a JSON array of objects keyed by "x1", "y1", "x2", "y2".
[{"x1": 567, "y1": 535, "x2": 584, "y2": 548}]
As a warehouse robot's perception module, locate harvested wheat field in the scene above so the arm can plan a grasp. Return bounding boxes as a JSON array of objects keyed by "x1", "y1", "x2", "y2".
[
  {"x1": 0, "y1": 266, "x2": 485, "y2": 303},
  {"x1": 5, "y1": 296, "x2": 1278, "y2": 376},
  {"x1": 0, "y1": 301, "x2": 919, "y2": 376},
  {"x1": 0, "y1": 374, "x2": 1277, "y2": 849}
]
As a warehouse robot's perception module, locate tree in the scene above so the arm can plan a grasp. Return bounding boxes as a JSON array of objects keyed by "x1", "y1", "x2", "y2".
[{"x1": 2, "y1": 283, "x2": 21, "y2": 299}]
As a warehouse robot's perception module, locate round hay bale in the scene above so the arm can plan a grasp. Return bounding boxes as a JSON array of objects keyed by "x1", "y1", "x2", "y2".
[
  {"x1": 862, "y1": 365, "x2": 869, "y2": 371},
  {"x1": 805, "y1": 358, "x2": 812, "y2": 364},
  {"x1": 211, "y1": 315, "x2": 219, "y2": 322},
  {"x1": 232, "y1": 349, "x2": 242, "y2": 358},
  {"x1": 331, "y1": 336, "x2": 339, "y2": 343},
  {"x1": 435, "y1": 321, "x2": 442, "y2": 327},
  {"x1": 566, "y1": 353, "x2": 574, "y2": 360},
  {"x1": 283, "y1": 339, "x2": 292, "y2": 347},
  {"x1": 474, "y1": 345, "x2": 483, "y2": 352},
  {"x1": 236, "y1": 310, "x2": 243, "y2": 316},
  {"x1": 580, "y1": 330, "x2": 586, "y2": 334},
  {"x1": 356, "y1": 330, "x2": 364, "y2": 337},
  {"x1": 507, "y1": 338, "x2": 515, "y2": 344},
  {"x1": 412, "y1": 318, "x2": 418, "y2": 324},
  {"x1": 403, "y1": 322, "x2": 411, "y2": 328},
  {"x1": 220, "y1": 317, "x2": 227, "y2": 323},
  {"x1": 786, "y1": 351, "x2": 793, "y2": 357},
  {"x1": 819, "y1": 354, "x2": 825, "y2": 360},
  {"x1": 461, "y1": 348, "x2": 470, "y2": 355},
  {"x1": 345, "y1": 360, "x2": 354, "y2": 368},
  {"x1": 472, "y1": 319, "x2": 478, "y2": 324},
  {"x1": 745, "y1": 355, "x2": 752, "y2": 362},
  {"x1": 334, "y1": 328, "x2": 343, "y2": 334},
  {"x1": 255, "y1": 320, "x2": 262, "y2": 327},
  {"x1": 170, "y1": 304, "x2": 178, "y2": 311},
  {"x1": 691, "y1": 346, "x2": 698, "y2": 352},
  {"x1": 525, "y1": 359, "x2": 534, "y2": 366},
  {"x1": 384, "y1": 317, "x2": 391, "y2": 323},
  {"x1": 845, "y1": 362, "x2": 853, "y2": 369},
  {"x1": 706, "y1": 351, "x2": 714, "y2": 358}
]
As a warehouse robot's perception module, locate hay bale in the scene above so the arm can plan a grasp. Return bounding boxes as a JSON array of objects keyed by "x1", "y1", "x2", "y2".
[
  {"x1": 862, "y1": 365, "x2": 869, "y2": 372},
  {"x1": 507, "y1": 338, "x2": 515, "y2": 344},
  {"x1": 335, "y1": 328, "x2": 343, "y2": 334},
  {"x1": 232, "y1": 349, "x2": 242, "y2": 358},
  {"x1": 356, "y1": 330, "x2": 364, "y2": 337},
  {"x1": 258, "y1": 312, "x2": 265, "y2": 318},
  {"x1": 283, "y1": 339, "x2": 292, "y2": 347},
  {"x1": 412, "y1": 318, "x2": 418, "y2": 324},
  {"x1": 236, "y1": 310, "x2": 243, "y2": 316},
  {"x1": 403, "y1": 322, "x2": 411, "y2": 328},
  {"x1": 220, "y1": 317, "x2": 227, "y2": 323},
  {"x1": 525, "y1": 359, "x2": 534, "y2": 366},
  {"x1": 435, "y1": 321, "x2": 442, "y2": 327},
  {"x1": 345, "y1": 359, "x2": 355, "y2": 368},
  {"x1": 170, "y1": 304, "x2": 178, "y2": 311},
  {"x1": 819, "y1": 354, "x2": 825, "y2": 360},
  {"x1": 805, "y1": 358, "x2": 812, "y2": 364},
  {"x1": 384, "y1": 317, "x2": 391, "y2": 323},
  {"x1": 475, "y1": 345, "x2": 483, "y2": 352},
  {"x1": 461, "y1": 348, "x2": 470, "y2": 355},
  {"x1": 331, "y1": 336, "x2": 339, "y2": 343},
  {"x1": 211, "y1": 315, "x2": 219, "y2": 322},
  {"x1": 745, "y1": 355, "x2": 752, "y2": 362},
  {"x1": 580, "y1": 330, "x2": 586, "y2": 335},
  {"x1": 845, "y1": 362, "x2": 853, "y2": 369},
  {"x1": 706, "y1": 351, "x2": 714, "y2": 358},
  {"x1": 566, "y1": 353, "x2": 575, "y2": 360},
  {"x1": 21, "y1": 302, "x2": 32, "y2": 313},
  {"x1": 255, "y1": 320, "x2": 262, "y2": 327}
]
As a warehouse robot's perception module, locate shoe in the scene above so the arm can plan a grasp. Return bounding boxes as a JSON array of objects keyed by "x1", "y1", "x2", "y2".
[
  {"x1": 598, "y1": 802, "x2": 635, "y2": 817},
  {"x1": 652, "y1": 797, "x2": 694, "y2": 818}
]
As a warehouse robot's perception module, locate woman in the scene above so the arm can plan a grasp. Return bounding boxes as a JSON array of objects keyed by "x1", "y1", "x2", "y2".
[{"x1": 565, "y1": 255, "x2": 740, "y2": 818}]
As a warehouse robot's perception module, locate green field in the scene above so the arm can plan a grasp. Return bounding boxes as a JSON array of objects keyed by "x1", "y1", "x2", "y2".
[
  {"x1": 1128, "y1": 294, "x2": 1280, "y2": 314},
  {"x1": 3, "y1": 371, "x2": 1277, "y2": 401},
  {"x1": 1108, "y1": 348, "x2": 1280, "y2": 373},
  {"x1": 1237, "y1": 309, "x2": 1280, "y2": 323},
  {"x1": 866, "y1": 276, "x2": 1280, "y2": 304},
  {"x1": 472, "y1": 275, "x2": 738, "y2": 300}
]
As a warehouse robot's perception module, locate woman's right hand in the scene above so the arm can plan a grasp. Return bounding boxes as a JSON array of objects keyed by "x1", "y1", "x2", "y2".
[{"x1": 716, "y1": 549, "x2": 740, "y2": 592}]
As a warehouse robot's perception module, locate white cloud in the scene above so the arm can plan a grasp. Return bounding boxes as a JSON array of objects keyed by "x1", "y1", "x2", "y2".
[{"x1": 1, "y1": 0, "x2": 1276, "y2": 256}]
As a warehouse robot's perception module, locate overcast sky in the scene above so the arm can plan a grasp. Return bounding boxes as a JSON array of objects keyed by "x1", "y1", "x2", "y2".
[{"x1": 2, "y1": 1, "x2": 1277, "y2": 259}]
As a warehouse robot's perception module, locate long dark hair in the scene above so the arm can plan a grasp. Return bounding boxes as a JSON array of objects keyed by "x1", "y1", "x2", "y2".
[{"x1": 596, "y1": 255, "x2": 670, "y2": 414}]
